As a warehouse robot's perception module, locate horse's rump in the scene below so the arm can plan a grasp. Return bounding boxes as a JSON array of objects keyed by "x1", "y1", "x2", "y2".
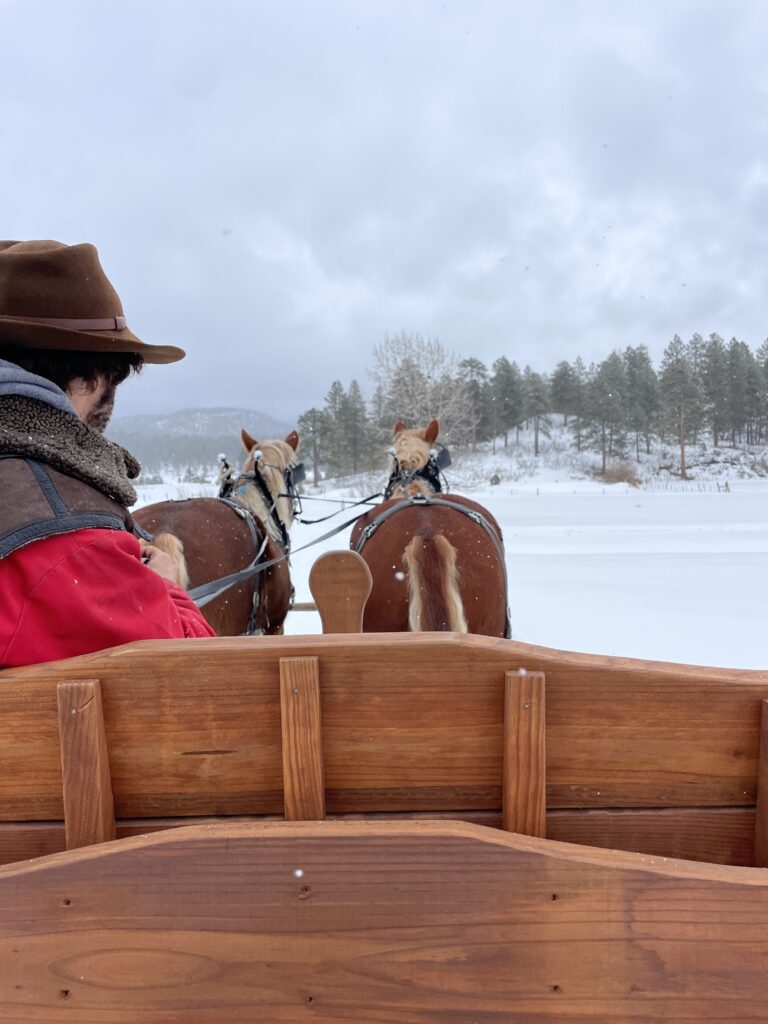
[
  {"x1": 133, "y1": 497, "x2": 291, "y2": 636},
  {"x1": 351, "y1": 495, "x2": 507, "y2": 637}
]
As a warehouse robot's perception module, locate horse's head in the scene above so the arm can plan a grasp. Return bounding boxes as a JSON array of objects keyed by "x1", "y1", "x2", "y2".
[
  {"x1": 236, "y1": 428, "x2": 302, "y2": 543},
  {"x1": 387, "y1": 419, "x2": 440, "y2": 498}
]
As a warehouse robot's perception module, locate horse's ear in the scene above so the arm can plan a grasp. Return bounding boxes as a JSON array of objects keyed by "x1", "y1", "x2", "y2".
[
  {"x1": 285, "y1": 430, "x2": 300, "y2": 452},
  {"x1": 424, "y1": 419, "x2": 440, "y2": 444},
  {"x1": 393, "y1": 420, "x2": 406, "y2": 436},
  {"x1": 241, "y1": 428, "x2": 257, "y2": 452}
]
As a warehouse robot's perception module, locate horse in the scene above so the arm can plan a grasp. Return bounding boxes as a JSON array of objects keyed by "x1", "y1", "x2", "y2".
[
  {"x1": 133, "y1": 429, "x2": 301, "y2": 636},
  {"x1": 350, "y1": 420, "x2": 510, "y2": 637}
]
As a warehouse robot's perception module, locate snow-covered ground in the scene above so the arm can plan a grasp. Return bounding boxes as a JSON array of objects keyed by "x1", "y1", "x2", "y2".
[{"x1": 133, "y1": 473, "x2": 768, "y2": 670}]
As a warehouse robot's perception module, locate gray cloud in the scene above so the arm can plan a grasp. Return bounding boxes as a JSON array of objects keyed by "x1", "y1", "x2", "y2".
[{"x1": 2, "y1": 0, "x2": 767, "y2": 422}]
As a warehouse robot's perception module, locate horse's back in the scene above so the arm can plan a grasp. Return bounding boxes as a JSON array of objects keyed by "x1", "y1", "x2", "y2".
[
  {"x1": 351, "y1": 493, "x2": 507, "y2": 637},
  {"x1": 133, "y1": 497, "x2": 290, "y2": 636}
]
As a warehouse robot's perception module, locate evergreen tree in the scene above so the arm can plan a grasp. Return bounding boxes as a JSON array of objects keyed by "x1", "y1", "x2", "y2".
[
  {"x1": 297, "y1": 407, "x2": 332, "y2": 485},
  {"x1": 342, "y1": 379, "x2": 376, "y2": 474},
  {"x1": 658, "y1": 335, "x2": 702, "y2": 479},
  {"x1": 521, "y1": 367, "x2": 550, "y2": 456},
  {"x1": 490, "y1": 356, "x2": 523, "y2": 447},
  {"x1": 458, "y1": 357, "x2": 489, "y2": 449},
  {"x1": 550, "y1": 361, "x2": 580, "y2": 425},
  {"x1": 703, "y1": 334, "x2": 728, "y2": 447},
  {"x1": 623, "y1": 346, "x2": 658, "y2": 460},
  {"x1": 586, "y1": 351, "x2": 628, "y2": 472},
  {"x1": 323, "y1": 380, "x2": 348, "y2": 476},
  {"x1": 686, "y1": 334, "x2": 707, "y2": 444}
]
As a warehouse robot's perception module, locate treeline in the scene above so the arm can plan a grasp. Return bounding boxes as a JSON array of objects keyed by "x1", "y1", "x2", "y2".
[{"x1": 297, "y1": 332, "x2": 768, "y2": 481}]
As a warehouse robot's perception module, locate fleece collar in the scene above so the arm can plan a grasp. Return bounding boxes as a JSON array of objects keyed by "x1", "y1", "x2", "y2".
[{"x1": 0, "y1": 394, "x2": 140, "y2": 506}]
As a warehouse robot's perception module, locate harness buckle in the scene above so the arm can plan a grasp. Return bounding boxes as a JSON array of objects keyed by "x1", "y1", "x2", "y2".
[
  {"x1": 467, "y1": 510, "x2": 483, "y2": 524},
  {"x1": 410, "y1": 493, "x2": 430, "y2": 504}
]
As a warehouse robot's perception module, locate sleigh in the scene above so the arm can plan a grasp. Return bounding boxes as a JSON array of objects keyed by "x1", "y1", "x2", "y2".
[{"x1": 1, "y1": 552, "x2": 768, "y2": 1022}]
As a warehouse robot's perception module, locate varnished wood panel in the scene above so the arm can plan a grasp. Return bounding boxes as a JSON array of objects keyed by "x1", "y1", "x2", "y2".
[
  {"x1": 279, "y1": 657, "x2": 325, "y2": 820},
  {"x1": 56, "y1": 680, "x2": 116, "y2": 849},
  {"x1": 503, "y1": 670, "x2": 545, "y2": 836},
  {"x1": 309, "y1": 550, "x2": 372, "y2": 633},
  {"x1": 2, "y1": 821, "x2": 768, "y2": 1021},
  {"x1": 0, "y1": 634, "x2": 766, "y2": 822},
  {"x1": 0, "y1": 807, "x2": 756, "y2": 869},
  {"x1": 754, "y1": 700, "x2": 768, "y2": 866}
]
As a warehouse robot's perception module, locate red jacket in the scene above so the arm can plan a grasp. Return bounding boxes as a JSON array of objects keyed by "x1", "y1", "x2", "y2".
[{"x1": 0, "y1": 528, "x2": 215, "y2": 668}]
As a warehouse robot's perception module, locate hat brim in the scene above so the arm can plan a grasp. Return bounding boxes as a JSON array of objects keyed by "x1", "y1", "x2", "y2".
[{"x1": 0, "y1": 316, "x2": 185, "y2": 364}]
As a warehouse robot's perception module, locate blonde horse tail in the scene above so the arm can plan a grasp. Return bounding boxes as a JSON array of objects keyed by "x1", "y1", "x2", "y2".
[
  {"x1": 150, "y1": 532, "x2": 190, "y2": 590},
  {"x1": 402, "y1": 532, "x2": 468, "y2": 633}
]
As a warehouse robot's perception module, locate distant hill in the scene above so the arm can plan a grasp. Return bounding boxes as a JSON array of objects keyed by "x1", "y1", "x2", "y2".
[{"x1": 107, "y1": 407, "x2": 293, "y2": 476}]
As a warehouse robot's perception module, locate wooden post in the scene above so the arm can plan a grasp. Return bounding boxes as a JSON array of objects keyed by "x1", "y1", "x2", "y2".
[
  {"x1": 754, "y1": 700, "x2": 768, "y2": 867},
  {"x1": 503, "y1": 669, "x2": 546, "y2": 838},
  {"x1": 309, "y1": 550, "x2": 372, "y2": 634},
  {"x1": 279, "y1": 657, "x2": 325, "y2": 820},
  {"x1": 57, "y1": 679, "x2": 116, "y2": 850}
]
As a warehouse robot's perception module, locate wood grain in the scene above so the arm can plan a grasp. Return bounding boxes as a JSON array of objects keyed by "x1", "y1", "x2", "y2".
[
  {"x1": 503, "y1": 670, "x2": 546, "y2": 836},
  {"x1": 0, "y1": 805, "x2": 757, "y2": 868},
  {"x1": 56, "y1": 680, "x2": 116, "y2": 849},
  {"x1": 279, "y1": 658, "x2": 325, "y2": 820},
  {"x1": 754, "y1": 700, "x2": 768, "y2": 866},
  {"x1": 0, "y1": 634, "x2": 765, "y2": 827},
  {"x1": 309, "y1": 550, "x2": 372, "y2": 633},
  {"x1": 3, "y1": 820, "x2": 768, "y2": 1021}
]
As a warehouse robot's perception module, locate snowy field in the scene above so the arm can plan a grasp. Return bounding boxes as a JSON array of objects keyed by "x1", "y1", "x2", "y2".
[{"x1": 133, "y1": 477, "x2": 768, "y2": 670}]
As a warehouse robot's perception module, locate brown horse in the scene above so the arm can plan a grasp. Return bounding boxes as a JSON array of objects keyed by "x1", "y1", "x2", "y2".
[
  {"x1": 133, "y1": 429, "x2": 300, "y2": 636},
  {"x1": 350, "y1": 420, "x2": 509, "y2": 637}
]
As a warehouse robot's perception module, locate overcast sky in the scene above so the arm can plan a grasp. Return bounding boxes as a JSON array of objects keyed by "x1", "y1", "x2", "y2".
[{"x1": 2, "y1": 0, "x2": 767, "y2": 422}]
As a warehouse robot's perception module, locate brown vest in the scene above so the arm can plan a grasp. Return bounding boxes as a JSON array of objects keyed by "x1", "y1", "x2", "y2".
[{"x1": 0, "y1": 457, "x2": 138, "y2": 560}]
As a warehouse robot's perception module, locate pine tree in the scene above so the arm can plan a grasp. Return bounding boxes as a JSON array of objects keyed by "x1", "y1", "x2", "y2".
[
  {"x1": 550, "y1": 361, "x2": 580, "y2": 426},
  {"x1": 703, "y1": 334, "x2": 728, "y2": 447},
  {"x1": 658, "y1": 335, "x2": 702, "y2": 479},
  {"x1": 586, "y1": 352, "x2": 628, "y2": 472},
  {"x1": 623, "y1": 346, "x2": 658, "y2": 460},
  {"x1": 297, "y1": 407, "x2": 332, "y2": 484},
  {"x1": 521, "y1": 367, "x2": 550, "y2": 456},
  {"x1": 490, "y1": 357, "x2": 523, "y2": 447},
  {"x1": 323, "y1": 380, "x2": 348, "y2": 476},
  {"x1": 458, "y1": 357, "x2": 489, "y2": 449}
]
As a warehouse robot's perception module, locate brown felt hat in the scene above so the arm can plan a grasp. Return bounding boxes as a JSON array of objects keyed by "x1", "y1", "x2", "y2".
[{"x1": 0, "y1": 240, "x2": 185, "y2": 363}]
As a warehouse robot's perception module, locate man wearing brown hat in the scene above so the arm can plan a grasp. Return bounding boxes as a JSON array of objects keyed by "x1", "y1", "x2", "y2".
[{"x1": 0, "y1": 239, "x2": 215, "y2": 668}]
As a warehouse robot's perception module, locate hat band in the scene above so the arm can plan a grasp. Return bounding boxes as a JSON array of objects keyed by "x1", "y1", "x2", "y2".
[{"x1": 2, "y1": 314, "x2": 127, "y2": 331}]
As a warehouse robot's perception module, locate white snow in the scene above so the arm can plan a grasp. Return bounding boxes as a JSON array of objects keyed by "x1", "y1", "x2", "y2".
[{"x1": 133, "y1": 464, "x2": 768, "y2": 670}]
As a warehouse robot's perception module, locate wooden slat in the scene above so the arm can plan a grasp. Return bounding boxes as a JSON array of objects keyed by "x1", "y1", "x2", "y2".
[
  {"x1": 754, "y1": 700, "x2": 768, "y2": 866},
  {"x1": 56, "y1": 680, "x2": 116, "y2": 849},
  {"x1": 503, "y1": 670, "x2": 546, "y2": 836},
  {"x1": 4, "y1": 821, "x2": 768, "y2": 1021},
  {"x1": 279, "y1": 657, "x2": 325, "y2": 820},
  {"x1": 0, "y1": 634, "x2": 766, "y2": 823},
  {"x1": 309, "y1": 550, "x2": 372, "y2": 633},
  {"x1": 0, "y1": 806, "x2": 757, "y2": 869}
]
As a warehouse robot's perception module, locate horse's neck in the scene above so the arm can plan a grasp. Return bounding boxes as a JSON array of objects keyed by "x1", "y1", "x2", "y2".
[{"x1": 237, "y1": 485, "x2": 292, "y2": 544}]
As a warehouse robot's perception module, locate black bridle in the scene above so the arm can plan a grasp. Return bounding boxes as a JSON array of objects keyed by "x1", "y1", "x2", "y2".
[
  {"x1": 218, "y1": 454, "x2": 305, "y2": 552},
  {"x1": 383, "y1": 444, "x2": 452, "y2": 501}
]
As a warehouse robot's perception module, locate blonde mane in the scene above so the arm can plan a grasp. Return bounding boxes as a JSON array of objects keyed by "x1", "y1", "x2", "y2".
[{"x1": 238, "y1": 437, "x2": 298, "y2": 544}]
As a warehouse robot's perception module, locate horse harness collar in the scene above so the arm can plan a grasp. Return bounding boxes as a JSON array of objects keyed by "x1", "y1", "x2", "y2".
[{"x1": 354, "y1": 492, "x2": 512, "y2": 640}]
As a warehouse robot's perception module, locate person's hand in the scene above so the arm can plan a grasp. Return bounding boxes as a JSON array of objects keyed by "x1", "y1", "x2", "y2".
[{"x1": 140, "y1": 542, "x2": 181, "y2": 585}]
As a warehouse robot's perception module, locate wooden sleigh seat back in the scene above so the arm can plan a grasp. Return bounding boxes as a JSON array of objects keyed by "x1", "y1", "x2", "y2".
[
  {"x1": 1, "y1": 632, "x2": 768, "y2": 866},
  {"x1": 4, "y1": 820, "x2": 768, "y2": 1021}
]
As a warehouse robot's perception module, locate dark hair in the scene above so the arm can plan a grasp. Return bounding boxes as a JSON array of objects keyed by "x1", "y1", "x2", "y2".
[{"x1": 0, "y1": 346, "x2": 144, "y2": 390}]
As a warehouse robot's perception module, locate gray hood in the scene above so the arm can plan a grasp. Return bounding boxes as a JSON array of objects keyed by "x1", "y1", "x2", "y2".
[{"x1": 0, "y1": 358, "x2": 78, "y2": 416}]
